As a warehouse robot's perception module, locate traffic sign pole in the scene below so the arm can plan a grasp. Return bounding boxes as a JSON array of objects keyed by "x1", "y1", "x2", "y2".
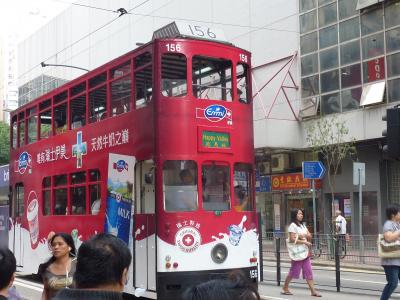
[{"x1": 312, "y1": 179, "x2": 317, "y2": 250}]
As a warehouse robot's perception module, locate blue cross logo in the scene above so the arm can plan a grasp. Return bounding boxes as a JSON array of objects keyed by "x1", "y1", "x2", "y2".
[{"x1": 72, "y1": 131, "x2": 87, "y2": 168}]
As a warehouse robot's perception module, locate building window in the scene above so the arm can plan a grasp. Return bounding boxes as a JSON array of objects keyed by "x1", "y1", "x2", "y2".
[
  {"x1": 384, "y1": 1, "x2": 400, "y2": 29},
  {"x1": 341, "y1": 87, "x2": 361, "y2": 111},
  {"x1": 361, "y1": 32, "x2": 384, "y2": 59},
  {"x1": 361, "y1": 7, "x2": 383, "y2": 36},
  {"x1": 319, "y1": 25, "x2": 338, "y2": 49},
  {"x1": 321, "y1": 92, "x2": 340, "y2": 115},
  {"x1": 301, "y1": 32, "x2": 318, "y2": 54},
  {"x1": 321, "y1": 69, "x2": 339, "y2": 93},
  {"x1": 320, "y1": 47, "x2": 338, "y2": 71},
  {"x1": 338, "y1": 0, "x2": 358, "y2": 20},
  {"x1": 339, "y1": 18, "x2": 360, "y2": 43},
  {"x1": 301, "y1": 53, "x2": 318, "y2": 76},
  {"x1": 300, "y1": 10, "x2": 317, "y2": 34},
  {"x1": 388, "y1": 78, "x2": 400, "y2": 102},
  {"x1": 300, "y1": 0, "x2": 317, "y2": 13},
  {"x1": 386, "y1": 27, "x2": 400, "y2": 53},
  {"x1": 341, "y1": 64, "x2": 362, "y2": 88},
  {"x1": 301, "y1": 75, "x2": 319, "y2": 98},
  {"x1": 319, "y1": 3, "x2": 337, "y2": 27},
  {"x1": 340, "y1": 41, "x2": 361, "y2": 65},
  {"x1": 387, "y1": 52, "x2": 400, "y2": 78}
]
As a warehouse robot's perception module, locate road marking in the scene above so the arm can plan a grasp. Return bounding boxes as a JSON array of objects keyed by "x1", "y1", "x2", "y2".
[
  {"x1": 14, "y1": 279, "x2": 43, "y2": 292},
  {"x1": 341, "y1": 278, "x2": 385, "y2": 285},
  {"x1": 260, "y1": 295, "x2": 289, "y2": 300}
]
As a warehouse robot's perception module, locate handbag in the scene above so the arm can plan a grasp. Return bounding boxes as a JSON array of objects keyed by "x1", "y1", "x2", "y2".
[
  {"x1": 287, "y1": 234, "x2": 309, "y2": 261},
  {"x1": 378, "y1": 234, "x2": 400, "y2": 258}
]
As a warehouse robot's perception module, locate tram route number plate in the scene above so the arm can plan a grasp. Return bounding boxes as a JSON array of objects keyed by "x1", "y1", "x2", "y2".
[
  {"x1": 175, "y1": 22, "x2": 227, "y2": 42},
  {"x1": 249, "y1": 269, "x2": 258, "y2": 279}
]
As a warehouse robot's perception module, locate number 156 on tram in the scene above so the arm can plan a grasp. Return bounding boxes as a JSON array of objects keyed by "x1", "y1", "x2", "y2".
[{"x1": 9, "y1": 22, "x2": 260, "y2": 299}]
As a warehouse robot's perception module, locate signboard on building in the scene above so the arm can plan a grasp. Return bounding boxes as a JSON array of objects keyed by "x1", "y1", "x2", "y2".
[
  {"x1": 271, "y1": 173, "x2": 321, "y2": 190},
  {"x1": 367, "y1": 57, "x2": 385, "y2": 82},
  {"x1": 256, "y1": 175, "x2": 271, "y2": 193}
]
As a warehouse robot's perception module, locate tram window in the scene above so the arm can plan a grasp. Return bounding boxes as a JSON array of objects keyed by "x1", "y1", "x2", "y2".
[
  {"x1": 54, "y1": 91, "x2": 67, "y2": 104},
  {"x1": 71, "y1": 171, "x2": 86, "y2": 184},
  {"x1": 39, "y1": 99, "x2": 51, "y2": 111},
  {"x1": 40, "y1": 110, "x2": 52, "y2": 139},
  {"x1": 112, "y1": 61, "x2": 131, "y2": 79},
  {"x1": 43, "y1": 176, "x2": 51, "y2": 188},
  {"x1": 54, "y1": 188, "x2": 67, "y2": 215},
  {"x1": 89, "y1": 184, "x2": 101, "y2": 215},
  {"x1": 163, "y1": 160, "x2": 198, "y2": 212},
  {"x1": 161, "y1": 53, "x2": 187, "y2": 97},
  {"x1": 89, "y1": 85, "x2": 107, "y2": 123},
  {"x1": 18, "y1": 120, "x2": 25, "y2": 147},
  {"x1": 43, "y1": 190, "x2": 51, "y2": 216},
  {"x1": 236, "y1": 63, "x2": 250, "y2": 104},
  {"x1": 71, "y1": 186, "x2": 86, "y2": 215},
  {"x1": 15, "y1": 183, "x2": 24, "y2": 217},
  {"x1": 89, "y1": 169, "x2": 100, "y2": 181},
  {"x1": 192, "y1": 56, "x2": 232, "y2": 101},
  {"x1": 12, "y1": 116, "x2": 17, "y2": 149},
  {"x1": 202, "y1": 164, "x2": 230, "y2": 211},
  {"x1": 233, "y1": 163, "x2": 253, "y2": 212},
  {"x1": 111, "y1": 76, "x2": 131, "y2": 116},
  {"x1": 54, "y1": 174, "x2": 67, "y2": 187},
  {"x1": 27, "y1": 115, "x2": 38, "y2": 144},
  {"x1": 135, "y1": 52, "x2": 152, "y2": 69},
  {"x1": 71, "y1": 82, "x2": 86, "y2": 97},
  {"x1": 89, "y1": 72, "x2": 107, "y2": 89},
  {"x1": 71, "y1": 94, "x2": 86, "y2": 129},
  {"x1": 54, "y1": 103, "x2": 67, "y2": 135},
  {"x1": 135, "y1": 66, "x2": 152, "y2": 109}
]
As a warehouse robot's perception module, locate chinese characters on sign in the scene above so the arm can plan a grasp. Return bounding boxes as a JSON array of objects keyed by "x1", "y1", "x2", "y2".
[
  {"x1": 91, "y1": 129, "x2": 129, "y2": 152},
  {"x1": 176, "y1": 220, "x2": 201, "y2": 229},
  {"x1": 271, "y1": 173, "x2": 321, "y2": 190},
  {"x1": 37, "y1": 145, "x2": 70, "y2": 164}
]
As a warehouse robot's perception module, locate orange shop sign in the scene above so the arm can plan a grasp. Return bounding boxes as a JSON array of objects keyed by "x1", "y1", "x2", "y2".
[{"x1": 271, "y1": 173, "x2": 321, "y2": 190}]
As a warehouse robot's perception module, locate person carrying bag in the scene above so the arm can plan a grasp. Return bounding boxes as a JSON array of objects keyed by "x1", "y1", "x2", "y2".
[
  {"x1": 281, "y1": 209, "x2": 321, "y2": 297},
  {"x1": 380, "y1": 205, "x2": 400, "y2": 300}
]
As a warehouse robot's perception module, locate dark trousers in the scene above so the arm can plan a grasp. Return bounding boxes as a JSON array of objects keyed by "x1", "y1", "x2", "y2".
[{"x1": 381, "y1": 265, "x2": 400, "y2": 300}]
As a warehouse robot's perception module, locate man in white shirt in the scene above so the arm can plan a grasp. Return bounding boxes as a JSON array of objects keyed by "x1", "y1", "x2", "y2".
[
  {"x1": 335, "y1": 210, "x2": 347, "y2": 234},
  {"x1": 335, "y1": 210, "x2": 347, "y2": 256}
]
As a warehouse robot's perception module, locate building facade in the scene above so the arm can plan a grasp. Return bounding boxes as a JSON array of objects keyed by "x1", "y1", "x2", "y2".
[{"x1": 16, "y1": 0, "x2": 400, "y2": 236}]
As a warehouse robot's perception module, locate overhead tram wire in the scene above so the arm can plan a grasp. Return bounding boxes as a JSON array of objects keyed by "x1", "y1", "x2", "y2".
[{"x1": 20, "y1": 0, "x2": 151, "y2": 79}]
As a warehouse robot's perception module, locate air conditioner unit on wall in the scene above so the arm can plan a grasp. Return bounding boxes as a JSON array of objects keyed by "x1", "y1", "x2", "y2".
[
  {"x1": 271, "y1": 154, "x2": 290, "y2": 173},
  {"x1": 257, "y1": 161, "x2": 270, "y2": 175}
]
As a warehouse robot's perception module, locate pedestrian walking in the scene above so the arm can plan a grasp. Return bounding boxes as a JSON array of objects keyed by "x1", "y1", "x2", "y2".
[
  {"x1": 282, "y1": 209, "x2": 321, "y2": 297},
  {"x1": 380, "y1": 205, "x2": 400, "y2": 300},
  {"x1": 39, "y1": 233, "x2": 77, "y2": 300},
  {"x1": 53, "y1": 233, "x2": 131, "y2": 300},
  {"x1": 0, "y1": 247, "x2": 18, "y2": 300},
  {"x1": 183, "y1": 270, "x2": 260, "y2": 300},
  {"x1": 335, "y1": 210, "x2": 347, "y2": 254}
]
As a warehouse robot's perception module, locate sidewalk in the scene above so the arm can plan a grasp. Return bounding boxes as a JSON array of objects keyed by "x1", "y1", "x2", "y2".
[{"x1": 258, "y1": 281, "x2": 399, "y2": 300}]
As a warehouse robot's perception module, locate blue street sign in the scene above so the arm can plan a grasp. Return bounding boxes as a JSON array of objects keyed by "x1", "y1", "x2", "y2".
[{"x1": 302, "y1": 161, "x2": 326, "y2": 179}]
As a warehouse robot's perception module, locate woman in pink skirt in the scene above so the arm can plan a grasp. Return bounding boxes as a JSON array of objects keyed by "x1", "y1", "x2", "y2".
[{"x1": 281, "y1": 209, "x2": 321, "y2": 297}]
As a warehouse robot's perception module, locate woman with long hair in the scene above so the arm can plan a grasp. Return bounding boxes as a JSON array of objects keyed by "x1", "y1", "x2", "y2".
[
  {"x1": 39, "y1": 232, "x2": 76, "y2": 300},
  {"x1": 281, "y1": 209, "x2": 321, "y2": 297}
]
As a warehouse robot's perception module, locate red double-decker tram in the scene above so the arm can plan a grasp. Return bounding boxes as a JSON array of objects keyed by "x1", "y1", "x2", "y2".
[{"x1": 9, "y1": 23, "x2": 259, "y2": 299}]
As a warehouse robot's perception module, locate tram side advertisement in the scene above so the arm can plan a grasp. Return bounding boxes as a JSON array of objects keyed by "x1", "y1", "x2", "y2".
[{"x1": 105, "y1": 153, "x2": 135, "y2": 244}]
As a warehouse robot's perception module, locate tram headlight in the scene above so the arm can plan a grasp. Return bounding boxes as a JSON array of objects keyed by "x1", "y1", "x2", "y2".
[{"x1": 211, "y1": 243, "x2": 228, "y2": 264}]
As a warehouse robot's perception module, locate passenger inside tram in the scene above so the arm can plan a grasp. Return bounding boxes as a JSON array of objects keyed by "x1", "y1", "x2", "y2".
[
  {"x1": 164, "y1": 162, "x2": 198, "y2": 212},
  {"x1": 233, "y1": 185, "x2": 249, "y2": 212},
  {"x1": 202, "y1": 167, "x2": 230, "y2": 211}
]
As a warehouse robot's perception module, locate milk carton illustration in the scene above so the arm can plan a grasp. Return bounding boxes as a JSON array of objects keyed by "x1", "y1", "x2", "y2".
[{"x1": 105, "y1": 154, "x2": 135, "y2": 244}]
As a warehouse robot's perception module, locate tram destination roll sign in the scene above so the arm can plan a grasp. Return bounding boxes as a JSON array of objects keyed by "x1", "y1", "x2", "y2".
[{"x1": 202, "y1": 131, "x2": 230, "y2": 149}]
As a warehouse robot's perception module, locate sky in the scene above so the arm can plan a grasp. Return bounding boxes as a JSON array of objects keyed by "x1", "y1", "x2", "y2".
[{"x1": 0, "y1": 0, "x2": 71, "y2": 41}]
